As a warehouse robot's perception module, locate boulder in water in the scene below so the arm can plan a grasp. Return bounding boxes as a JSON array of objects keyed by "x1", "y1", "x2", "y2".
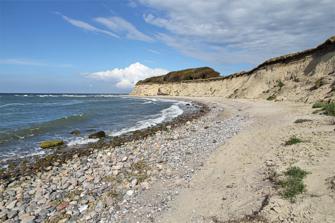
[
  {"x1": 40, "y1": 140, "x2": 64, "y2": 149},
  {"x1": 70, "y1": 130, "x2": 81, "y2": 136},
  {"x1": 88, "y1": 131, "x2": 106, "y2": 139}
]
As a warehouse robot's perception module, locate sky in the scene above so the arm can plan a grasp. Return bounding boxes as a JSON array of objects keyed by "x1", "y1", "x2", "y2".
[{"x1": 0, "y1": 0, "x2": 334, "y2": 93}]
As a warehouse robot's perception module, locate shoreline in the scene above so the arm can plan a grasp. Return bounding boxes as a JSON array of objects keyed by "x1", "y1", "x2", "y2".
[
  {"x1": 0, "y1": 98, "x2": 209, "y2": 183},
  {"x1": 1, "y1": 97, "x2": 334, "y2": 223},
  {"x1": 0, "y1": 97, "x2": 246, "y2": 222}
]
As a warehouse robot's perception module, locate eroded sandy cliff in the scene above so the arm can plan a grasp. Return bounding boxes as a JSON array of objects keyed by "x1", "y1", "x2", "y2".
[{"x1": 131, "y1": 36, "x2": 335, "y2": 103}]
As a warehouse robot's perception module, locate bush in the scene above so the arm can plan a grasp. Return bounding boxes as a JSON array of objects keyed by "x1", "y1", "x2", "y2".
[
  {"x1": 277, "y1": 80, "x2": 285, "y2": 89},
  {"x1": 279, "y1": 166, "x2": 308, "y2": 202},
  {"x1": 267, "y1": 95, "x2": 276, "y2": 101},
  {"x1": 312, "y1": 102, "x2": 335, "y2": 116},
  {"x1": 285, "y1": 136, "x2": 302, "y2": 146}
]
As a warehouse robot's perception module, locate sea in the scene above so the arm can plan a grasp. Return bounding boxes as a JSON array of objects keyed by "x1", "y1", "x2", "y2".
[{"x1": 0, "y1": 94, "x2": 189, "y2": 162}]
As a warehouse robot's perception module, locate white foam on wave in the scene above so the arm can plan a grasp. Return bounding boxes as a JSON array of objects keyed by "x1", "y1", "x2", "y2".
[
  {"x1": 0, "y1": 103, "x2": 28, "y2": 108},
  {"x1": 111, "y1": 101, "x2": 184, "y2": 136},
  {"x1": 67, "y1": 137, "x2": 99, "y2": 147}
]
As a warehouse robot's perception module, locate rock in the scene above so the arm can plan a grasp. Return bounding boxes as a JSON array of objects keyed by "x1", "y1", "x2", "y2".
[
  {"x1": 95, "y1": 201, "x2": 105, "y2": 212},
  {"x1": 70, "y1": 130, "x2": 81, "y2": 136},
  {"x1": 88, "y1": 131, "x2": 106, "y2": 139},
  {"x1": 140, "y1": 182, "x2": 150, "y2": 190},
  {"x1": 0, "y1": 212, "x2": 7, "y2": 221},
  {"x1": 56, "y1": 202, "x2": 69, "y2": 211},
  {"x1": 6, "y1": 200, "x2": 17, "y2": 209},
  {"x1": 19, "y1": 214, "x2": 35, "y2": 223},
  {"x1": 121, "y1": 156, "x2": 128, "y2": 162},
  {"x1": 7, "y1": 210, "x2": 18, "y2": 219},
  {"x1": 78, "y1": 205, "x2": 88, "y2": 213},
  {"x1": 130, "y1": 179, "x2": 138, "y2": 188},
  {"x1": 126, "y1": 190, "x2": 134, "y2": 196},
  {"x1": 40, "y1": 140, "x2": 64, "y2": 149}
]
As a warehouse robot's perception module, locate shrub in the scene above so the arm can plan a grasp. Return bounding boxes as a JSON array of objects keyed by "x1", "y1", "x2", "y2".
[
  {"x1": 312, "y1": 102, "x2": 335, "y2": 116},
  {"x1": 310, "y1": 78, "x2": 325, "y2": 90},
  {"x1": 267, "y1": 95, "x2": 276, "y2": 101},
  {"x1": 285, "y1": 136, "x2": 302, "y2": 146},
  {"x1": 279, "y1": 166, "x2": 308, "y2": 202},
  {"x1": 277, "y1": 80, "x2": 285, "y2": 89},
  {"x1": 312, "y1": 101, "x2": 327, "y2": 108}
]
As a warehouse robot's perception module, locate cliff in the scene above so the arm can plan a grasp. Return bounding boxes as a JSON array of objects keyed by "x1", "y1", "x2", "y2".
[{"x1": 131, "y1": 36, "x2": 335, "y2": 103}]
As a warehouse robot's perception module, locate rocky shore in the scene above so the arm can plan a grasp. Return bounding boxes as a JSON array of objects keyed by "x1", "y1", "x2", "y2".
[{"x1": 0, "y1": 99, "x2": 247, "y2": 222}]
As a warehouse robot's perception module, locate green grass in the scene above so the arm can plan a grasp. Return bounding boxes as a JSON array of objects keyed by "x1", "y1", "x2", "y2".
[
  {"x1": 267, "y1": 95, "x2": 276, "y2": 101},
  {"x1": 310, "y1": 78, "x2": 325, "y2": 91},
  {"x1": 312, "y1": 101, "x2": 327, "y2": 108},
  {"x1": 312, "y1": 102, "x2": 335, "y2": 116},
  {"x1": 279, "y1": 166, "x2": 308, "y2": 202},
  {"x1": 285, "y1": 136, "x2": 303, "y2": 146},
  {"x1": 277, "y1": 80, "x2": 285, "y2": 89}
]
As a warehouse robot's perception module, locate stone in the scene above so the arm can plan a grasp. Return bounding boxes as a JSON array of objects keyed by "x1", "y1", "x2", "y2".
[
  {"x1": 78, "y1": 205, "x2": 88, "y2": 213},
  {"x1": 88, "y1": 131, "x2": 106, "y2": 139},
  {"x1": 0, "y1": 212, "x2": 7, "y2": 221},
  {"x1": 95, "y1": 201, "x2": 105, "y2": 212},
  {"x1": 56, "y1": 202, "x2": 69, "y2": 211},
  {"x1": 19, "y1": 214, "x2": 35, "y2": 223},
  {"x1": 121, "y1": 156, "x2": 128, "y2": 162},
  {"x1": 130, "y1": 179, "x2": 138, "y2": 188},
  {"x1": 6, "y1": 200, "x2": 17, "y2": 209},
  {"x1": 140, "y1": 182, "x2": 150, "y2": 190},
  {"x1": 40, "y1": 140, "x2": 64, "y2": 149},
  {"x1": 7, "y1": 210, "x2": 18, "y2": 219},
  {"x1": 70, "y1": 130, "x2": 81, "y2": 136},
  {"x1": 126, "y1": 190, "x2": 134, "y2": 196}
]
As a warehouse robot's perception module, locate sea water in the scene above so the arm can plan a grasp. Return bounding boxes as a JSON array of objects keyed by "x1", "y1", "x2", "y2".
[{"x1": 0, "y1": 94, "x2": 186, "y2": 161}]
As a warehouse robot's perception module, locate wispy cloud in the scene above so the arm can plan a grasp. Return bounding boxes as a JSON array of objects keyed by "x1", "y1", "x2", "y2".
[
  {"x1": 56, "y1": 12, "x2": 152, "y2": 42},
  {"x1": 138, "y1": 0, "x2": 335, "y2": 65},
  {"x1": 87, "y1": 62, "x2": 168, "y2": 89},
  {"x1": 55, "y1": 12, "x2": 119, "y2": 38},
  {"x1": 95, "y1": 16, "x2": 153, "y2": 42},
  {"x1": 0, "y1": 58, "x2": 73, "y2": 68},
  {"x1": 147, "y1": 49, "x2": 160, "y2": 54}
]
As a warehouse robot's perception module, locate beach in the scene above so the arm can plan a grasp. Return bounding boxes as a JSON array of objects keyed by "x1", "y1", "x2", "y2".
[{"x1": 1, "y1": 97, "x2": 334, "y2": 222}]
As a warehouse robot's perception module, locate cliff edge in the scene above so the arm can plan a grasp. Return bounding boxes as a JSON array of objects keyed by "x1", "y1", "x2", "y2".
[{"x1": 131, "y1": 36, "x2": 335, "y2": 103}]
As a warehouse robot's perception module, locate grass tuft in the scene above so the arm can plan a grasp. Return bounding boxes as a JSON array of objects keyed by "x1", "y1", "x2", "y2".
[
  {"x1": 294, "y1": 119, "x2": 312, "y2": 124},
  {"x1": 279, "y1": 166, "x2": 308, "y2": 202},
  {"x1": 277, "y1": 80, "x2": 285, "y2": 89},
  {"x1": 312, "y1": 102, "x2": 335, "y2": 116},
  {"x1": 267, "y1": 95, "x2": 276, "y2": 101},
  {"x1": 285, "y1": 136, "x2": 302, "y2": 146}
]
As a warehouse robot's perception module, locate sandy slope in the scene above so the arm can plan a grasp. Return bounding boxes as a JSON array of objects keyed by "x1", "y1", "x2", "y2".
[{"x1": 158, "y1": 97, "x2": 335, "y2": 223}]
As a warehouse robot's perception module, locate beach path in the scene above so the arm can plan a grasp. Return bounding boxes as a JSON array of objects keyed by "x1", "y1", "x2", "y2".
[{"x1": 158, "y1": 98, "x2": 335, "y2": 223}]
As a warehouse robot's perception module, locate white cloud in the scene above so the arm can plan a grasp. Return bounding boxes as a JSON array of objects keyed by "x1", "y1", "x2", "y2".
[
  {"x1": 138, "y1": 0, "x2": 335, "y2": 65},
  {"x1": 95, "y1": 16, "x2": 153, "y2": 42},
  {"x1": 87, "y1": 62, "x2": 168, "y2": 89},
  {"x1": 56, "y1": 12, "x2": 119, "y2": 38}
]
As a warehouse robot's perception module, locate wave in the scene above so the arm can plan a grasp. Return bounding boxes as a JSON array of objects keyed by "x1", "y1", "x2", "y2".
[
  {"x1": 0, "y1": 114, "x2": 88, "y2": 145},
  {"x1": 111, "y1": 102, "x2": 184, "y2": 136},
  {"x1": 0, "y1": 103, "x2": 28, "y2": 109},
  {"x1": 67, "y1": 137, "x2": 99, "y2": 147},
  {"x1": 35, "y1": 94, "x2": 127, "y2": 98}
]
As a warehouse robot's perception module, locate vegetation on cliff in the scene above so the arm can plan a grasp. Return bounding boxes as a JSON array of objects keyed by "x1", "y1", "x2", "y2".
[{"x1": 136, "y1": 67, "x2": 219, "y2": 84}]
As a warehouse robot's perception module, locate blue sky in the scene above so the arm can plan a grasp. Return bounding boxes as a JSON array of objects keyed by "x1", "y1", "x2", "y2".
[{"x1": 0, "y1": 0, "x2": 334, "y2": 93}]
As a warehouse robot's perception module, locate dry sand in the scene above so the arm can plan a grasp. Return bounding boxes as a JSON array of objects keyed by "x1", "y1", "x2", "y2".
[{"x1": 158, "y1": 97, "x2": 335, "y2": 223}]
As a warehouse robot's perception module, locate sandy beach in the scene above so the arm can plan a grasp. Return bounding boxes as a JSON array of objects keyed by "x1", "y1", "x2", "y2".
[{"x1": 1, "y1": 97, "x2": 334, "y2": 222}]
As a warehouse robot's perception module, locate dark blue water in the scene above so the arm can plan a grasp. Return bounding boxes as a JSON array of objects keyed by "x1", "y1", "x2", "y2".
[{"x1": 0, "y1": 94, "x2": 185, "y2": 161}]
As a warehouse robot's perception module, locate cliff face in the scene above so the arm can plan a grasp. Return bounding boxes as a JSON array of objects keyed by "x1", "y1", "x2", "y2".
[{"x1": 131, "y1": 36, "x2": 335, "y2": 103}]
